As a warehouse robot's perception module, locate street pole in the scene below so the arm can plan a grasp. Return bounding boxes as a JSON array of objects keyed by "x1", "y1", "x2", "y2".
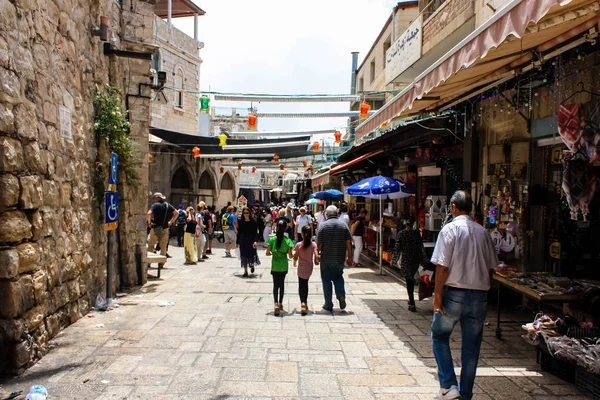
[{"x1": 107, "y1": 229, "x2": 113, "y2": 300}]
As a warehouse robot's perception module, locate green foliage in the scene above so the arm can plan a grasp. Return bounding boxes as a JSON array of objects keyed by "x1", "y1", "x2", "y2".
[{"x1": 94, "y1": 85, "x2": 140, "y2": 186}]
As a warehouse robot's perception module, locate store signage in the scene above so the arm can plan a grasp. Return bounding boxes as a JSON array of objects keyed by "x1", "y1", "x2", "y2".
[{"x1": 385, "y1": 16, "x2": 422, "y2": 85}]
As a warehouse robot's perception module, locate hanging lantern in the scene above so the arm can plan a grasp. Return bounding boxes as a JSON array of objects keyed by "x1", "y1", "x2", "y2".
[
  {"x1": 147, "y1": 154, "x2": 152, "y2": 163},
  {"x1": 273, "y1": 154, "x2": 279, "y2": 164},
  {"x1": 334, "y1": 131, "x2": 342, "y2": 144},
  {"x1": 313, "y1": 142, "x2": 320, "y2": 152},
  {"x1": 304, "y1": 172, "x2": 309, "y2": 178},
  {"x1": 219, "y1": 166, "x2": 224, "y2": 174},
  {"x1": 302, "y1": 160, "x2": 308, "y2": 168},
  {"x1": 279, "y1": 163, "x2": 285, "y2": 170},
  {"x1": 309, "y1": 165, "x2": 314, "y2": 172},
  {"x1": 237, "y1": 162, "x2": 242, "y2": 171},
  {"x1": 251, "y1": 166, "x2": 256, "y2": 174},
  {"x1": 247, "y1": 113, "x2": 258, "y2": 130},
  {"x1": 200, "y1": 95, "x2": 210, "y2": 113},
  {"x1": 219, "y1": 133, "x2": 227, "y2": 147},
  {"x1": 192, "y1": 147, "x2": 201, "y2": 158},
  {"x1": 359, "y1": 101, "x2": 371, "y2": 118}
]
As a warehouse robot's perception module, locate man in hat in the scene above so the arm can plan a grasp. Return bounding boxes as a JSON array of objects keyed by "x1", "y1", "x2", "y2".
[
  {"x1": 147, "y1": 193, "x2": 178, "y2": 262},
  {"x1": 294, "y1": 206, "x2": 313, "y2": 243},
  {"x1": 317, "y1": 205, "x2": 353, "y2": 312}
]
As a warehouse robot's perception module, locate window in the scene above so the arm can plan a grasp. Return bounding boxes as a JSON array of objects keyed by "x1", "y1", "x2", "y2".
[
  {"x1": 174, "y1": 68, "x2": 184, "y2": 108},
  {"x1": 370, "y1": 60, "x2": 375, "y2": 83},
  {"x1": 221, "y1": 173, "x2": 234, "y2": 190},
  {"x1": 151, "y1": 49, "x2": 161, "y2": 72},
  {"x1": 199, "y1": 171, "x2": 214, "y2": 189},
  {"x1": 383, "y1": 37, "x2": 391, "y2": 68},
  {"x1": 171, "y1": 167, "x2": 191, "y2": 189},
  {"x1": 358, "y1": 77, "x2": 364, "y2": 93}
]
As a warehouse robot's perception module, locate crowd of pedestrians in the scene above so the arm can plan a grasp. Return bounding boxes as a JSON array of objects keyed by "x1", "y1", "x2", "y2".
[{"x1": 147, "y1": 190, "x2": 498, "y2": 400}]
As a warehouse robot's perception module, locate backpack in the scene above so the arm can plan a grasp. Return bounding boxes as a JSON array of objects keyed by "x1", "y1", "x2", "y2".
[
  {"x1": 177, "y1": 210, "x2": 187, "y2": 225},
  {"x1": 221, "y1": 213, "x2": 230, "y2": 230}
]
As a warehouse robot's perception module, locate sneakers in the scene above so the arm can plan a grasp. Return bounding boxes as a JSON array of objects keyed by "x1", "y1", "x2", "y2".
[
  {"x1": 202, "y1": 255, "x2": 209, "y2": 260},
  {"x1": 338, "y1": 296, "x2": 346, "y2": 310},
  {"x1": 434, "y1": 385, "x2": 461, "y2": 400},
  {"x1": 322, "y1": 305, "x2": 333, "y2": 313},
  {"x1": 206, "y1": 249, "x2": 212, "y2": 254},
  {"x1": 225, "y1": 251, "x2": 231, "y2": 258}
]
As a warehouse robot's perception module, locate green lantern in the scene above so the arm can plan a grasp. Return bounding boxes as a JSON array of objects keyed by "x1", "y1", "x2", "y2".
[{"x1": 200, "y1": 95, "x2": 210, "y2": 113}]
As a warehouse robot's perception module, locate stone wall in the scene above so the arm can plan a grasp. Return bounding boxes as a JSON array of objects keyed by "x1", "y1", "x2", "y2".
[
  {"x1": 422, "y1": 0, "x2": 474, "y2": 52},
  {"x1": 0, "y1": 0, "x2": 152, "y2": 374},
  {"x1": 150, "y1": 16, "x2": 202, "y2": 136}
]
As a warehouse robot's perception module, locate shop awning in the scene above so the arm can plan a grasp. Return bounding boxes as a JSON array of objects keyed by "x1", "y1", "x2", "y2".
[
  {"x1": 155, "y1": 0, "x2": 206, "y2": 18},
  {"x1": 311, "y1": 170, "x2": 332, "y2": 189},
  {"x1": 329, "y1": 148, "x2": 386, "y2": 176},
  {"x1": 356, "y1": 0, "x2": 600, "y2": 138}
]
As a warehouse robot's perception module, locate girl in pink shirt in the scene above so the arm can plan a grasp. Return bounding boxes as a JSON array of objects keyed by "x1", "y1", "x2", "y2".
[{"x1": 293, "y1": 225, "x2": 319, "y2": 316}]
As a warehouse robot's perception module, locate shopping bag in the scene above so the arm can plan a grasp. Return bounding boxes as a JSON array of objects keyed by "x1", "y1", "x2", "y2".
[
  {"x1": 232, "y1": 247, "x2": 241, "y2": 260},
  {"x1": 418, "y1": 269, "x2": 434, "y2": 301}
]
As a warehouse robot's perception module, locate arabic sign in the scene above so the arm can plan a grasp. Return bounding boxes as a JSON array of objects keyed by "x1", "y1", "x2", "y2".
[{"x1": 385, "y1": 16, "x2": 422, "y2": 85}]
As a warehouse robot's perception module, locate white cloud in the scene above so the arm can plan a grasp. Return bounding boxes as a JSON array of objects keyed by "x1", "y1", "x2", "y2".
[{"x1": 172, "y1": 0, "x2": 399, "y2": 132}]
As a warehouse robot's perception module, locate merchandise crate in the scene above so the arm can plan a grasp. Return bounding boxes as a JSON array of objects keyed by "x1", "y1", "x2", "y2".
[
  {"x1": 576, "y1": 367, "x2": 600, "y2": 399},
  {"x1": 537, "y1": 346, "x2": 576, "y2": 383}
]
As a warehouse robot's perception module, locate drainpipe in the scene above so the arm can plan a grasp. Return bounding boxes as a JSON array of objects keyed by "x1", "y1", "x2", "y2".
[
  {"x1": 350, "y1": 52, "x2": 359, "y2": 94},
  {"x1": 167, "y1": 0, "x2": 172, "y2": 25},
  {"x1": 392, "y1": 7, "x2": 396, "y2": 42},
  {"x1": 194, "y1": 14, "x2": 198, "y2": 41}
]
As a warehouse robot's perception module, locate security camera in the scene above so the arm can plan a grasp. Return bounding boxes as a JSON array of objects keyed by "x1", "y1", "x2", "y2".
[
  {"x1": 156, "y1": 71, "x2": 167, "y2": 88},
  {"x1": 198, "y1": 42, "x2": 205, "y2": 49}
]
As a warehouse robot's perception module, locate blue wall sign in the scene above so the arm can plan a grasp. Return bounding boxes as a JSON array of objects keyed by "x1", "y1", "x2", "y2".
[
  {"x1": 109, "y1": 153, "x2": 118, "y2": 186},
  {"x1": 104, "y1": 191, "x2": 119, "y2": 231}
]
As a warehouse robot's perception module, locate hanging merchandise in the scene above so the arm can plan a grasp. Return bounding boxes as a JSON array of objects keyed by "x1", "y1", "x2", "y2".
[
  {"x1": 147, "y1": 154, "x2": 152, "y2": 163},
  {"x1": 248, "y1": 113, "x2": 258, "y2": 130},
  {"x1": 273, "y1": 154, "x2": 279, "y2": 164},
  {"x1": 192, "y1": 147, "x2": 200, "y2": 158},
  {"x1": 237, "y1": 162, "x2": 242, "y2": 171},
  {"x1": 309, "y1": 165, "x2": 314, "y2": 173},
  {"x1": 562, "y1": 152, "x2": 596, "y2": 221},
  {"x1": 313, "y1": 142, "x2": 320, "y2": 152},
  {"x1": 279, "y1": 164, "x2": 285, "y2": 171},
  {"x1": 302, "y1": 160, "x2": 308, "y2": 168},
  {"x1": 219, "y1": 133, "x2": 227, "y2": 147},
  {"x1": 334, "y1": 131, "x2": 342, "y2": 144},
  {"x1": 200, "y1": 95, "x2": 210, "y2": 113},
  {"x1": 359, "y1": 101, "x2": 371, "y2": 118},
  {"x1": 219, "y1": 166, "x2": 224, "y2": 174}
]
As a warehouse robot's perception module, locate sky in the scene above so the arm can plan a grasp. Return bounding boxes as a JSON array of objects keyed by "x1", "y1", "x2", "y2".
[{"x1": 172, "y1": 0, "x2": 400, "y2": 135}]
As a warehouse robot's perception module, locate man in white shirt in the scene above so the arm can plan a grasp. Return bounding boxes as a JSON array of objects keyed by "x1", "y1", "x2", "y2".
[
  {"x1": 430, "y1": 190, "x2": 498, "y2": 400},
  {"x1": 339, "y1": 203, "x2": 350, "y2": 228},
  {"x1": 315, "y1": 204, "x2": 326, "y2": 233},
  {"x1": 294, "y1": 206, "x2": 313, "y2": 242}
]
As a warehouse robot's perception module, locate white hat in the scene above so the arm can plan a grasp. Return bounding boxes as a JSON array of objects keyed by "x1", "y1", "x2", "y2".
[{"x1": 152, "y1": 192, "x2": 166, "y2": 200}]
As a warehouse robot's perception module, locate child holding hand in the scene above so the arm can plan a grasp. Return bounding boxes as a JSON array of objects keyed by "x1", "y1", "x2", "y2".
[
  {"x1": 293, "y1": 225, "x2": 319, "y2": 316},
  {"x1": 266, "y1": 220, "x2": 294, "y2": 316}
]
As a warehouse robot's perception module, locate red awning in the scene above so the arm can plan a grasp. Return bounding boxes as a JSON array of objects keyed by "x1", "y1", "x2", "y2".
[
  {"x1": 356, "y1": 0, "x2": 590, "y2": 138},
  {"x1": 329, "y1": 149, "x2": 385, "y2": 175}
]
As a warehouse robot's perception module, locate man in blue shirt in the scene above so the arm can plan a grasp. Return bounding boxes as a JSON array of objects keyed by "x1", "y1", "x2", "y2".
[{"x1": 222, "y1": 205, "x2": 238, "y2": 257}]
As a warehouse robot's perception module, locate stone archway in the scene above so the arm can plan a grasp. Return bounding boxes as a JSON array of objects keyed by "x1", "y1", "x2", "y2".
[
  {"x1": 217, "y1": 172, "x2": 236, "y2": 209},
  {"x1": 198, "y1": 170, "x2": 216, "y2": 207},
  {"x1": 170, "y1": 166, "x2": 193, "y2": 208}
]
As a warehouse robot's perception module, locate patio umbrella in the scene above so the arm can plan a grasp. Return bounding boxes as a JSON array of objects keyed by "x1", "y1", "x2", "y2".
[
  {"x1": 305, "y1": 198, "x2": 324, "y2": 205},
  {"x1": 346, "y1": 176, "x2": 415, "y2": 274},
  {"x1": 311, "y1": 189, "x2": 344, "y2": 200}
]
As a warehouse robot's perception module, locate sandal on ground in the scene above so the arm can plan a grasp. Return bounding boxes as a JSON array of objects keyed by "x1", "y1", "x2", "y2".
[{"x1": 301, "y1": 303, "x2": 308, "y2": 316}]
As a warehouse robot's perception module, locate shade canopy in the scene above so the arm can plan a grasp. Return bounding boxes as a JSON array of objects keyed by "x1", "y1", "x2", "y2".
[
  {"x1": 312, "y1": 190, "x2": 344, "y2": 200},
  {"x1": 305, "y1": 198, "x2": 324, "y2": 205},
  {"x1": 346, "y1": 176, "x2": 415, "y2": 200}
]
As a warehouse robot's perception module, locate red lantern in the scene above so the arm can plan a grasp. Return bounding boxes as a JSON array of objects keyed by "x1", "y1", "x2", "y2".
[
  {"x1": 252, "y1": 166, "x2": 256, "y2": 174},
  {"x1": 304, "y1": 172, "x2": 309, "y2": 178},
  {"x1": 219, "y1": 166, "x2": 224, "y2": 174},
  {"x1": 147, "y1": 154, "x2": 152, "y2": 163},
  {"x1": 273, "y1": 154, "x2": 280, "y2": 164},
  {"x1": 309, "y1": 165, "x2": 314, "y2": 172},
  {"x1": 359, "y1": 101, "x2": 371, "y2": 118},
  {"x1": 313, "y1": 142, "x2": 320, "y2": 152},
  {"x1": 192, "y1": 147, "x2": 200, "y2": 158},
  {"x1": 302, "y1": 160, "x2": 308, "y2": 168},
  {"x1": 237, "y1": 162, "x2": 242, "y2": 171},
  {"x1": 334, "y1": 131, "x2": 342, "y2": 144},
  {"x1": 279, "y1": 164, "x2": 285, "y2": 171},
  {"x1": 248, "y1": 113, "x2": 258, "y2": 130}
]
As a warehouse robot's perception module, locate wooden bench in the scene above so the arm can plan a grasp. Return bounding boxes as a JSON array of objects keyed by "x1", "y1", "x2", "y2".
[{"x1": 147, "y1": 252, "x2": 167, "y2": 278}]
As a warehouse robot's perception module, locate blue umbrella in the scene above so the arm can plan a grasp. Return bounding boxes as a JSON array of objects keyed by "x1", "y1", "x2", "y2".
[
  {"x1": 346, "y1": 176, "x2": 414, "y2": 274},
  {"x1": 312, "y1": 189, "x2": 344, "y2": 200}
]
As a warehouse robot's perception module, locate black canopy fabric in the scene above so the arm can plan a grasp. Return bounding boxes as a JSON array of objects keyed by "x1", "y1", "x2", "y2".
[{"x1": 150, "y1": 127, "x2": 314, "y2": 159}]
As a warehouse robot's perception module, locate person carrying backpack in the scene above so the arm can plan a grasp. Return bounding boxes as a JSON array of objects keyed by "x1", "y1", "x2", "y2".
[
  {"x1": 176, "y1": 204, "x2": 187, "y2": 247},
  {"x1": 222, "y1": 205, "x2": 238, "y2": 257}
]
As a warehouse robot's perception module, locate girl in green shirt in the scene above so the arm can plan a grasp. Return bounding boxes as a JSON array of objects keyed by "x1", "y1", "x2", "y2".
[{"x1": 266, "y1": 220, "x2": 294, "y2": 316}]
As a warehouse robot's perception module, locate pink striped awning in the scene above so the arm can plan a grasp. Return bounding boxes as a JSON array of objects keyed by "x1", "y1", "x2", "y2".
[{"x1": 356, "y1": 0, "x2": 583, "y2": 139}]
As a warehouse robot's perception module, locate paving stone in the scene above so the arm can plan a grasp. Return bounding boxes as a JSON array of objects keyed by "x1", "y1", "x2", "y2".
[
  {"x1": 301, "y1": 373, "x2": 342, "y2": 397},
  {"x1": 217, "y1": 381, "x2": 298, "y2": 397},
  {"x1": 267, "y1": 361, "x2": 298, "y2": 382}
]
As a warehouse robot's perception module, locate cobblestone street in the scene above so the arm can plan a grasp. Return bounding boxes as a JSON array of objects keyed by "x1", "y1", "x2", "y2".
[{"x1": 0, "y1": 241, "x2": 590, "y2": 400}]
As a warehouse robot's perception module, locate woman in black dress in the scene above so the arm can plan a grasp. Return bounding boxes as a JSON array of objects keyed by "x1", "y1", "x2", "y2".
[
  {"x1": 237, "y1": 207, "x2": 261, "y2": 277},
  {"x1": 391, "y1": 217, "x2": 427, "y2": 312}
]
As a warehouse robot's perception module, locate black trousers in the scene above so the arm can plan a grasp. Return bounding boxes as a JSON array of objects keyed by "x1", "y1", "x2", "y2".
[
  {"x1": 176, "y1": 224, "x2": 185, "y2": 246},
  {"x1": 272, "y1": 271, "x2": 287, "y2": 303},
  {"x1": 406, "y1": 278, "x2": 416, "y2": 305},
  {"x1": 299, "y1": 277, "x2": 309, "y2": 304}
]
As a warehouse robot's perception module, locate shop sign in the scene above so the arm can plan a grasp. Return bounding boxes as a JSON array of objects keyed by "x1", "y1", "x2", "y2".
[{"x1": 385, "y1": 16, "x2": 422, "y2": 85}]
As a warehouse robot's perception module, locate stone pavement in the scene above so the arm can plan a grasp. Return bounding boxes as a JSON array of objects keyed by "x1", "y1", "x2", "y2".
[{"x1": 0, "y1": 239, "x2": 590, "y2": 400}]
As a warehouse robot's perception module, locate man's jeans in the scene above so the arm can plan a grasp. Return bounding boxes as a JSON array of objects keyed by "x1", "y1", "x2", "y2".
[
  {"x1": 431, "y1": 287, "x2": 487, "y2": 400},
  {"x1": 320, "y1": 263, "x2": 345, "y2": 309}
]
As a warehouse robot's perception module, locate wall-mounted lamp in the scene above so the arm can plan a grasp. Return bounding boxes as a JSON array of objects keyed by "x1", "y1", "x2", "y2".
[{"x1": 92, "y1": 16, "x2": 109, "y2": 41}]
